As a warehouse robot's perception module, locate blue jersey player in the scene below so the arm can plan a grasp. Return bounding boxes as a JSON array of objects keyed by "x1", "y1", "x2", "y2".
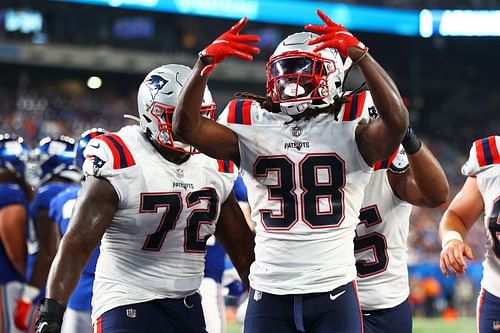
[
  {"x1": 0, "y1": 134, "x2": 30, "y2": 333},
  {"x1": 48, "y1": 128, "x2": 107, "y2": 333},
  {"x1": 201, "y1": 175, "x2": 251, "y2": 333},
  {"x1": 14, "y1": 136, "x2": 81, "y2": 331}
]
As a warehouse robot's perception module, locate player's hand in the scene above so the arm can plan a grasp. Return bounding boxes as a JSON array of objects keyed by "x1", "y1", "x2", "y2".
[
  {"x1": 14, "y1": 284, "x2": 40, "y2": 330},
  {"x1": 439, "y1": 239, "x2": 475, "y2": 277},
  {"x1": 34, "y1": 298, "x2": 66, "y2": 333},
  {"x1": 199, "y1": 17, "x2": 260, "y2": 76},
  {"x1": 305, "y1": 9, "x2": 367, "y2": 60},
  {"x1": 14, "y1": 298, "x2": 33, "y2": 330}
]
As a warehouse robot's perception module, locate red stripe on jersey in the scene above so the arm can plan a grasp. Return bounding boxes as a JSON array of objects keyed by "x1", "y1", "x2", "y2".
[
  {"x1": 100, "y1": 134, "x2": 136, "y2": 169},
  {"x1": 475, "y1": 139, "x2": 487, "y2": 167},
  {"x1": 488, "y1": 136, "x2": 500, "y2": 164},
  {"x1": 99, "y1": 136, "x2": 121, "y2": 169},
  {"x1": 387, "y1": 147, "x2": 400, "y2": 166},
  {"x1": 342, "y1": 95, "x2": 355, "y2": 121},
  {"x1": 355, "y1": 91, "x2": 366, "y2": 119},
  {"x1": 241, "y1": 99, "x2": 252, "y2": 125},
  {"x1": 227, "y1": 100, "x2": 238, "y2": 124},
  {"x1": 373, "y1": 147, "x2": 399, "y2": 171},
  {"x1": 217, "y1": 160, "x2": 235, "y2": 173},
  {"x1": 109, "y1": 134, "x2": 136, "y2": 167}
]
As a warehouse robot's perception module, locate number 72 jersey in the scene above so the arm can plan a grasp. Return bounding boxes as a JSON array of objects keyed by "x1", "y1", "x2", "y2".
[
  {"x1": 82, "y1": 125, "x2": 237, "y2": 322},
  {"x1": 462, "y1": 135, "x2": 500, "y2": 298}
]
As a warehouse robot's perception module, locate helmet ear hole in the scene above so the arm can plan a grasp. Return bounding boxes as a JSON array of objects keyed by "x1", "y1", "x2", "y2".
[{"x1": 142, "y1": 114, "x2": 152, "y2": 123}]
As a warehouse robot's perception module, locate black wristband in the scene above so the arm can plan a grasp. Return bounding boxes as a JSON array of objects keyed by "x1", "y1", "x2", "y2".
[
  {"x1": 401, "y1": 126, "x2": 422, "y2": 155},
  {"x1": 39, "y1": 298, "x2": 66, "y2": 321}
]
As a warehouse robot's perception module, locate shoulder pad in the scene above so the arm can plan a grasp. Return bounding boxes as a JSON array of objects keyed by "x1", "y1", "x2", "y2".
[
  {"x1": 342, "y1": 90, "x2": 376, "y2": 122},
  {"x1": 83, "y1": 133, "x2": 135, "y2": 177},
  {"x1": 462, "y1": 136, "x2": 500, "y2": 176},
  {"x1": 223, "y1": 99, "x2": 255, "y2": 125}
]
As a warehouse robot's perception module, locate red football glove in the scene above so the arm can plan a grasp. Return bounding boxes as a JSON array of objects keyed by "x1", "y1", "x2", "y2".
[
  {"x1": 199, "y1": 17, "x2": 260, "y2": 76},
  {"x1": 14, "y1": 284, "x2": 40, "y2": 330},
  {"x1": 14, "y1": 298, "x2": 33, "y2": 330},
  {"x1": 304, "y1": 9, "x2": 367, "y2": 58}
]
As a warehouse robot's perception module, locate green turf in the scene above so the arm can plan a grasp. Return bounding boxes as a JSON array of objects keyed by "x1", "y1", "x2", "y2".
[{"x1": 226, "y1": 317, "x2": 476, "y2": 333}]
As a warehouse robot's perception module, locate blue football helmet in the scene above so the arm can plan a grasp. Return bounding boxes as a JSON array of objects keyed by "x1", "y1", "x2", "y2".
[
  {"x1": 0, "y1": 133, "x2": 30, "y2": 179},
  {"x1": 32, "y1": 135, "x2": 80, "y2": 185},
  {"x1": 74, "y1": 128, "x2": 108, "y2": 168}
]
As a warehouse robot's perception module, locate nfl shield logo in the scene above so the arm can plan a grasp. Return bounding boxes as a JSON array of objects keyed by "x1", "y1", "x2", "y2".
[
  {"x1": 291, "y1": 126, "x2": 302, "y2": 137},
  {"x1": 493, "y1": 321, "x2": 500, "y2": 330},
  {"x1": 126, "y1": 308, "x2": 137, "y2": 318},
  {"x1": 175, "y1": 169, "x2": 184, "y2": 178}
]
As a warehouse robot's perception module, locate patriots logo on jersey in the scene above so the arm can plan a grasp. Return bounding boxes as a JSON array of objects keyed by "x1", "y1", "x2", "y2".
[
  {"x1": 145, "y1": 75, "x2": 168, "y2": 100},
  {"x1": 368, "y1": 106, "x2": 378, "y2": 119},
  {"x1": 91, "y1": 155, "x2": 106, "y2": 175},
  {"x1": 284, "y1": 141, "x2": 310, "y2": 151}
]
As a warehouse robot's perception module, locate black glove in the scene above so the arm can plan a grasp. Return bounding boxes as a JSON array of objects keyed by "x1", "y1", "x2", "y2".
[
  {"x1": 34, "y1": 298, "x2": 66, "y2": 333},
  {"x1": 401, "y1": 126, "x2": 422, "y2": 155}
]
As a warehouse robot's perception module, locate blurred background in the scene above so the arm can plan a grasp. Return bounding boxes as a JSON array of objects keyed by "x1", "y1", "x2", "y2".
[{"x1": 0, "y1": 0, "x2": 498, "y2": 330}]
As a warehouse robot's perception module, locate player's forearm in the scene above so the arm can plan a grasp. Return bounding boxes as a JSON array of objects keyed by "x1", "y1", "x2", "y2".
[
  {"x1": 407, "y1": 144, "x2": 449, "y2": 207},
  {"x1": 45, "y1": 236, "x2": 92, "y2": 305},
  {"x1": 439, "y1": 210, "x2": 470, "y2": 240},
  {"x1": 356, "y1": 53, "x2": 408, "y2": 139},
  {"x1": 172, "y1": 59, "x2": 210, "y2": 144}
]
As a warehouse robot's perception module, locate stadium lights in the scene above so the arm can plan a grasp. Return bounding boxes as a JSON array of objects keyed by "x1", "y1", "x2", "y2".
[
  {"x1": 420, "y1": 9, "x2": 500, "y2": 37},
  {"x1": 87, "y1": 76, "x2": 103, "y2": 89},
  {"x1": 52, "y1": 0, "x2": 500, "y2": 37}
]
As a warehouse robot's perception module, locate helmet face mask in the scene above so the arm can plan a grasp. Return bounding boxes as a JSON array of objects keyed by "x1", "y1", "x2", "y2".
[
  {"x1": 266, "y1": 32, "x2": 345, "y2": 116},
  {"x1": 137, "y1": 64, "x2": 216, "y2": 154}
]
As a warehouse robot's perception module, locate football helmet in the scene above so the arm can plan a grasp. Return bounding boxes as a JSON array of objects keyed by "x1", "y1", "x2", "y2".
[
  {"x1": 266, "y1": 32, "x2": 345, "y2": 116},
  {"x1": 74, "y1": 128, "x2": 108, "y2": 168},
  {"x1": 137, "y1": 64, "x2": 216, "y2": 153},
  {"x1": 0, "y1": 133, "x2": 29, "y2": 179},
  {"x1": 31, "y1": 135, "x2": 80, "y2": 186}
]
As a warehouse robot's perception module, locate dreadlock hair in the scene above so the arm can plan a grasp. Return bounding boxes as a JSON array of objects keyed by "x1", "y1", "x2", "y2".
[{"x1": 234, "y1": 62, "x2": 366, "y2": 124}]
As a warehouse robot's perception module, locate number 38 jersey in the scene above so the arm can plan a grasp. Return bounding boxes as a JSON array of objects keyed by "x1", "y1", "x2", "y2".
[
  {"x1": 217, "y1": 92, "x2": 373, "y2": 295},
  {"x1": 462, "y1": 135, "x2": 500, "y2": 298},
  {"x1": 354, "y1": 161, "x2": 412, "y2": 311},
  {"x1": 82, "y1": 125, "x2": 237, "y2": 322}
]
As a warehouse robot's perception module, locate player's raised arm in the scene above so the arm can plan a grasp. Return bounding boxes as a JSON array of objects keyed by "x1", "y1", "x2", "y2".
[
  {"x1": 35, "y1": 177, "x2": 118, "y2": 333},
  {"x1": 388, "y1": 127, "x2": 449, "y2": 208},
  {"x1": 173, "y1": 18, "x2": 260, "y2": 163},
  {"x1": 305, "y1": 9, "x2": 408, "y2": 165}
]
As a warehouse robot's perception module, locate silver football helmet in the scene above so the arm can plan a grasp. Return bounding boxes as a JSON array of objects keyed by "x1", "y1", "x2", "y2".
[
  {"x1": 266, "y1": 32, "x2": 345, "y2": 116},
  {"x1": 137, "y1": 64, "x2": 216, "y2": 153}
]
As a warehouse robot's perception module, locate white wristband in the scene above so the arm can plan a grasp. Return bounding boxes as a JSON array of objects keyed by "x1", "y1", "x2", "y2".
[
  {"x1": 21, "y1": 284, "x2": 40, "y2": 302},
  {"x1": 441, "y1": 231, "x2": 463, "y2": 249}
]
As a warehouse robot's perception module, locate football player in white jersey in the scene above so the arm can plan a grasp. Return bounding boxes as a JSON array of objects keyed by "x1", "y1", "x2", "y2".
[
  {"x1": 355, "y1": 123, "x2": 448, "y2": 333},
  {"x1": 33, "y1": 64, "x2": 255, "y2": 333},
  {"x1": 173, "y1": 10, "x2": 409, "y2": 333},
  {"x1": 439, "y1": 135, "x2": 500, "y2": 333}
]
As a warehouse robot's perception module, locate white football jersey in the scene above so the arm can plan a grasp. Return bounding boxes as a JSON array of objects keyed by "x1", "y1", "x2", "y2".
[
  {"x1": 82, "y1": 125, "x2": 237, "y2": 322},
  {"x1": 217, "y1": 92, "x2": 374, "y2": 294},
  {"x1": 355, "y1": 161, "x2": 412, "y2": 311},
  {"x1": 462, "y1": 135, "x2": 500, "y2": 298}
]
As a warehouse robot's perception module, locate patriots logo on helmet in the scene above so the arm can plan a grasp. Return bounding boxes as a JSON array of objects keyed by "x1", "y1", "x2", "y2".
[{"x1": 145, "y1": 75, "x2": 168, "y2": 100}]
